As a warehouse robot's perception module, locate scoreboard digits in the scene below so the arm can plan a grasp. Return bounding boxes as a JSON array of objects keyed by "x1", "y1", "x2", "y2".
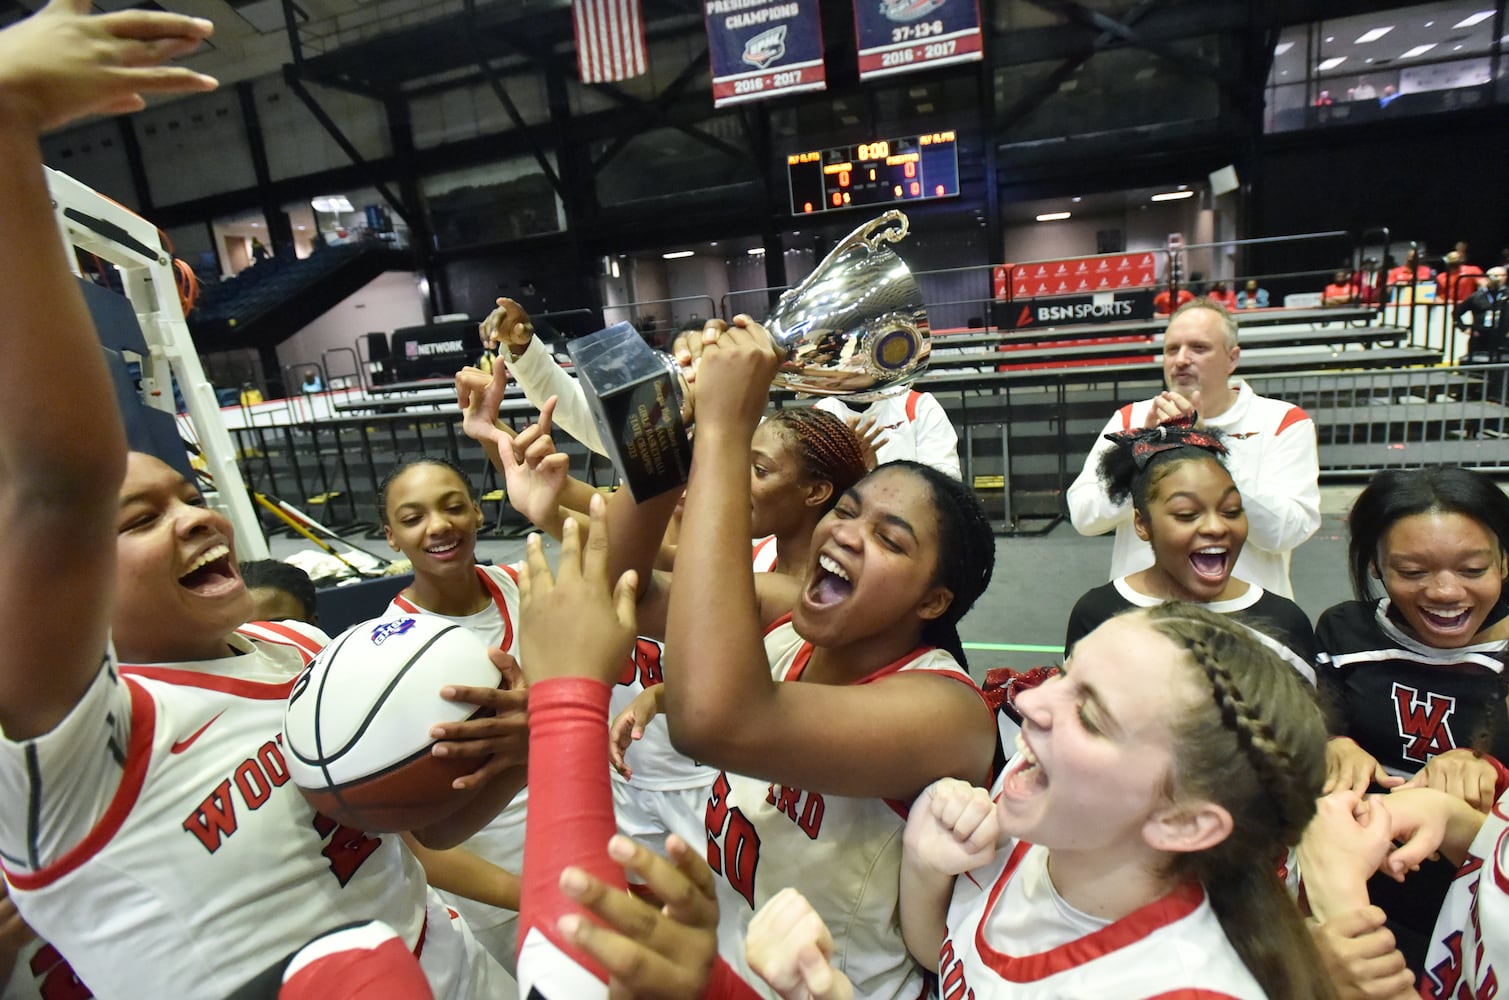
[{"x1": 787, "y1": 132, "x2": 959, "y2": 216}]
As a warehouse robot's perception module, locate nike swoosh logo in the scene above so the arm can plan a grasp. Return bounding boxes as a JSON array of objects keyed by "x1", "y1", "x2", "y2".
[{"x1": 171, "y1": 711, "x2": 225, "y2": 754}]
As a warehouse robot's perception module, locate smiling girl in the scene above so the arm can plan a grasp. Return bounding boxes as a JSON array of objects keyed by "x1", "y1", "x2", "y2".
[
  {"x1": 1317, "y1": 466, "x2": 1509, "y2": 795},
  {"x1": 547, "y1": 317, "x2": 999, "y2": 998},
  {"x1": 377, "y1": 455, "x2": 530, "y2": 968},
  {"x1": 1064, "y1": 416, "x2": 1317, "y2": 678},
  {"x1": 900, "y1": 606, "x2": 1332, "y2": 998}
]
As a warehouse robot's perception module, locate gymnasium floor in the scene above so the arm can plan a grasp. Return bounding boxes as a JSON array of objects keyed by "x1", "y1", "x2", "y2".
[{"x1": 306, "y1": 484, "x2": 1361, "y2": 678}]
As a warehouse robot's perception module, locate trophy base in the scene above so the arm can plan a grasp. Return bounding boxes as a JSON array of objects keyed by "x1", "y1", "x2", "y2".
[{"x1": 567, "y1": 322, "x2": 692, "y2": 500}]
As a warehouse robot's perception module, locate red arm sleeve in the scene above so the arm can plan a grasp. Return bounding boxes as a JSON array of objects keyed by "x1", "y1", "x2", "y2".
[
  {"x1": 518, "y1": 678, "x2": 762, "y2": 1000},
  {"x1": 517, "y1": 677, "x2": 623, "y2": 990}
]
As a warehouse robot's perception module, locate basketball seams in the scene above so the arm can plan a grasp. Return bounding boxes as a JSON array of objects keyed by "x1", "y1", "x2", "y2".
[{"x1": 308, "y1": 623, "x2": 362, "y2": 819}]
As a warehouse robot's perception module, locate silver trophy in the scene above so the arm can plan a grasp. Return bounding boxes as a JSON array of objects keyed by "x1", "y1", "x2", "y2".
[{"x1": 569, "y1": 209, "x2": 930, "y2": 498}]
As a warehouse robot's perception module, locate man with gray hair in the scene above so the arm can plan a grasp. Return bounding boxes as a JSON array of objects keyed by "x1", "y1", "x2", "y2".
[{"x1": 1066, "y1": 299, "x2": 1321, "y2": 598}]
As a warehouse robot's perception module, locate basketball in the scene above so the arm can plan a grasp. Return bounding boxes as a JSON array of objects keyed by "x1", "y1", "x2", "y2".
[{"x1": 283, "y1": 614, "x2": 503, "y2": 832}]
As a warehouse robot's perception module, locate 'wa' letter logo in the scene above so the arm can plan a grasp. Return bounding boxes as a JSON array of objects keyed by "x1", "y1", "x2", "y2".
[{"x1": 1391, "y1": 682, "x2": 1457, "y2": 763}]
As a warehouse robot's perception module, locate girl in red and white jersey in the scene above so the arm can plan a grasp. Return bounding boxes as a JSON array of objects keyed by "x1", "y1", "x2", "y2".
[
  {"x1": 750, "y1": 605, "x2": 1335, "y2": 999},
  {"x1": 0, "y1": 16, "x2": 514, "y2": 996},
  {"x1": 376, "y1": 455, "x2": 531, "y2": 970},
  {"x1": 907, "y1": 606, "x2": 1330, "y2": 999},
  {"x1": 607, "y1": 407, "x2": 870, "y2": 858},
  {"x1": 580, "y1": 320, "x2": 999, "y2": 998}
]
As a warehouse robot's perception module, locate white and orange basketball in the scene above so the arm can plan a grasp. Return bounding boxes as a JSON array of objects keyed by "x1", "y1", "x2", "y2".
[{"x1": 282, "y1": 614, "x2": 502, "y2": 832}]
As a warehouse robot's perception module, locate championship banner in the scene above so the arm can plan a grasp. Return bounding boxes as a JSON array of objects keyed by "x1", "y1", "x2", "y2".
[
  {"x1": 705, "y1": 0, "x2": 826, "y2": 107},
  {"x1": 854, "y1": 0, "x2": 983, "y2": 81},
  {"x1": 1004, "y1": 290, "x2": 1157, "y2": 329},
  {"x1": 1009, "y1": 252, "x2": 1158, "y2": 299}
]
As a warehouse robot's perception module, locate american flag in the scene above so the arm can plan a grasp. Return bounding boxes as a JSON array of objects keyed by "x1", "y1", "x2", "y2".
[{"x1": 573, "y1": 0, "x2": 648, "y2": 84}]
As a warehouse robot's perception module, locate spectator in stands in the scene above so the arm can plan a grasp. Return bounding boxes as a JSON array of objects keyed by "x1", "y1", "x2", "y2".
[
  {"x1": 1204, "y1": 281, "x2": 1237, "y2": 310},
  {"x1": 1323, "y1": 270, "x2": 1357, "y2": 307},
  {"x1": 1067, "y1": 299, "x2": 1320, "y2": 598},
  {"x1": 1387, "y1": 249, "x2": 1432, "y2": 286},
  {"x1": 1378, "y1": 84, "x2": 1400, "y2": 107},
  {"x1": 1154, "y1": 286, "x2": 1195, "y2": 315},
  {"x1": 1437, "y1": 251, "x2": 1486, "y2": 305},
  {"x1": 1454, "y1": 265, "x2": 1508, "y2": 361},
  {"x1": 1314, "y1": 90, "x2": 1335, "y2": 106},
  {"x1": 239, "y1": 559, "x2": 319, "y2": 626},
  {"x1": 1348, "y1": 78, "x2": 1377, "y2": 101},
  {"x1": 1235, "y1": 279, "x2": 1269, "y2": 309},
  {"x1": 300, "y1": 370, "x2": 323, "y2": 393}
]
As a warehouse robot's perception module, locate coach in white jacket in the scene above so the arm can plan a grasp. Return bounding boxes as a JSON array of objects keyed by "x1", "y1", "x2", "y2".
[{"x1": 1066, "y1": 299, "x2": 1320, "y2": 598}]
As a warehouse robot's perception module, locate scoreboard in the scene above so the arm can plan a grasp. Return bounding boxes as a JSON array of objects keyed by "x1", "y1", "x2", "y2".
[{"x1": 786, "y1": 132, "x2": 960, "y2": 216}]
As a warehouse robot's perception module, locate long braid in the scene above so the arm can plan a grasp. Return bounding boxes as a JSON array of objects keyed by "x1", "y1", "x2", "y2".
[
  {"x1": 1143, "y1": 604, "x2": 1335, "y2": 1000},
  {"x1": 767, "y1": 408, "x2": 869, "y2": 512}
]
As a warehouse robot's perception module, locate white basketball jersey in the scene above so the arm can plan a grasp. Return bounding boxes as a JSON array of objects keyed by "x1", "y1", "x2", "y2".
[
  {"x1": 1421, "y1": 791, "x2": 1509, "y2": 998},
  {"x1": 750, "y1": 536, "x2": 779, "y2": 575},
  {"x1": 0, "y1": 623, "x2": 492, "y2": 1000},
  {"x1": 385, "y1": 563, "x2": 529, "y2": 944},
  {"x1": 939, "y1": 836, "x2": 1264, "y2": 999},
  {"x1": 704, "y1": 619, "x2": 976, "y2": 1000}
]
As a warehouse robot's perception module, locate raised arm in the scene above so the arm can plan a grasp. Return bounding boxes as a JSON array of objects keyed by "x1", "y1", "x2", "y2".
[
  {"x1": 663, "y1": 319, "x2": 993, "y2": 799},
  {"x1": 0, "y1": 0, "x2": 215, "y2": 739},
  {"x1": 482, "y1": 297, "x2": 607, "y2": 455}
]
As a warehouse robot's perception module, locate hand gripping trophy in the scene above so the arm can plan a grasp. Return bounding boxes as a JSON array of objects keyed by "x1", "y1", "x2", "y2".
[{"x1": 568, "y1": 210, "x2": 931, "y2": 498}]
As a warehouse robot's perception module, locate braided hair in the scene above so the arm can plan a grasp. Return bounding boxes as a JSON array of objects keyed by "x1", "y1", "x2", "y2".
[
  {"x1": 378, "y1": 455, "x2": 477, "y2": 526},
  {"x1": 1144, "y1": 603, "x2": 1334, "y2": 1000},
  {"x1": 765, "y1": 408, "x2": 869, "y2": 513},
  {"x1": 878, "y1": 461, "x2": 995, "y2": 669}
]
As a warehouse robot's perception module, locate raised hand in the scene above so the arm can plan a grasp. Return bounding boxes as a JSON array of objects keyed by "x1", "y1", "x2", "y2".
[
  {"x1": 479, "y1": 297, "x2": 533, "y2": 356},
  {"x1": 692, "y1": 314, "x2": 780, "y2": 435},
  {"x1": 0, "y1": 0, "x2": 217, "y2": 132},
  {"x1": 457, "y1": 361, "x2": 511, "y2": 450},
  {"x1": 845, "y1": 415, "x2": 887, "y2": 471},
  {"x1": 557, "y1": 834, "x2": 719, "y2": 999},
  {"x1": 903, "y1": 777, "x2": 1000, "y2": 876},
  {"x1": 497, "y1": 397, "x2": 571, "y2": 531},
  {"x1": 518, "y1": 494, "x2": 638, "y2": 687},
  {"x1": 746, "y1": 888, "x2": 853, "y2": 1000}
]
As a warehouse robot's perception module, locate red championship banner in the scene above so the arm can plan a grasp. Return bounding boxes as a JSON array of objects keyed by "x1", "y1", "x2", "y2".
[
  {"x1": 1009, "y1": 252, "x2": 1159, "y2": 299},
  {"x1": 573, "y1": 0, "x2": 649, "y2": 84},
  {"x1": 705, "y1": 0, "x2": 827, "y2": 108},
  {"x1": 854, "y1": 0, "x2": 983, "y2": 81}
]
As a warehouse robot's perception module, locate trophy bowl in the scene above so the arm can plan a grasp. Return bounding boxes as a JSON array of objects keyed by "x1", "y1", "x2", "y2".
[
  {"x1": 568, "y1": 210, "x2": 930, "y2": 499},
  {"x1": 766, "y1": 209, "x2": 930, "y2": 400}
]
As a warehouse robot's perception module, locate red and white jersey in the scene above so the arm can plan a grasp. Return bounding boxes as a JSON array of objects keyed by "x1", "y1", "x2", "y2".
[
  {"x1": 815, "y1": 391, "x2": 962, "y2": 480},
  {"x1": 0, "y1": 623, "x2": 496, "y2": 1000},
  {"x1": 384, "y1": 564, "x2": 529, "y2": 945},
  {"x1": 704, "y1": 619, "x2": 979, "y2": 999},
  {"x1": 4, "y1": 937, "x2": 91, "y2": 1000},
  {"x1": 750, "y1": 537, "x2": 779, "y2": 575},
  {"x1": 940, "y1": 834, "x2": 1264, "y2": 999},
  {"x1": 1420, "y1": 790, "x2": 1509, "y2": 998}
]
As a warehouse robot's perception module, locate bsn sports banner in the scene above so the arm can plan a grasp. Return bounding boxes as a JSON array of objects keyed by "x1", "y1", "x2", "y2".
[
  {"x1": 854, "y1": 0, "x2": 983, "y2": 80},
  {"x1": 1008, "y1": 252, "x2": 1159, "y2": 299},
  {"x1": 705, "y1": 0, "x2": 826, "y2": 107},
  {"x1": 1004, "y1": 290, "x2": 1156, "y2": 329}
]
